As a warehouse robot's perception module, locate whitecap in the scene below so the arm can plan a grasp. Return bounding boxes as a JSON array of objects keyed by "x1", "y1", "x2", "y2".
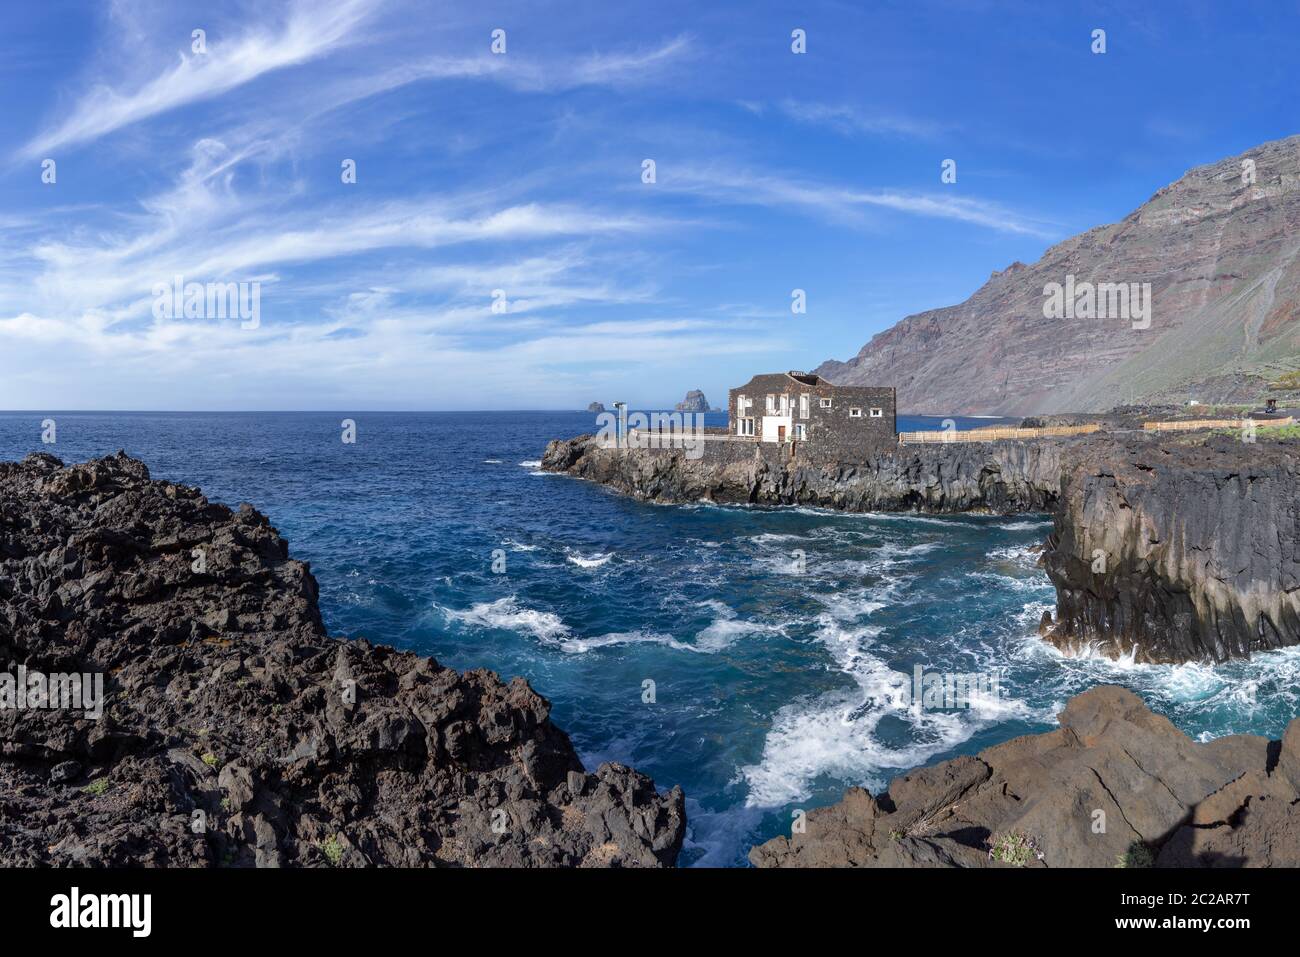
[
  {"x1": 694, "y1": 602, "x2": 785, "y2": 651},
  {"x1": 439, "y1": 596, "x2": 571, "y2": 643}
]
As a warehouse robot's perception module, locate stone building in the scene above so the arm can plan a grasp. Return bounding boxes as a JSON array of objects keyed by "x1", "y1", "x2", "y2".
[{"x1": 728, "y1": 371, "x2": 896, "y2": 451}]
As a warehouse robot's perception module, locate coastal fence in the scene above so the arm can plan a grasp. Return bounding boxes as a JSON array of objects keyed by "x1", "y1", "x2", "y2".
[
  {"x1": 897, "y1": 423, "x2": 1101, "y2": 445},
  {"x1": 1143, "y1": 417, "x2": 1294, "y2": 432},
  {"x1": 626, "y1": 428, "x2": 757, "y2": 443}
]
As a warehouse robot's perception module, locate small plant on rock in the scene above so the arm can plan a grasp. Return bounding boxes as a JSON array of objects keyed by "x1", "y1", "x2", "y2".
[
  {"x1": 1116, "y1": 841, "x2": 1155, "y2": 868},
  {"x1": 82, "y1": 778, "x2": 109, "y2": 796},
  {"x1": 319, "y1": 835, "x2": 345, "y2": 866},
  {"x1": 988, "y1": 830, "x2": 1044, "y2": 866}
]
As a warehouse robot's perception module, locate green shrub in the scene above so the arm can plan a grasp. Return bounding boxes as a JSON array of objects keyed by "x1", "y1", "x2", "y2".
[
  {"x1": 1116, "y1": 842, "x2": 1155, "y2": 868},
  {"x1": 319, "y1": 836, "x2": 345, "y2": 866}
]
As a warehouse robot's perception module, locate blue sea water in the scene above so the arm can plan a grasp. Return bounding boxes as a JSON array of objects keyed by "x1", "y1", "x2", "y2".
[{"x1": 3, "y1": 410, "x2": 1298, "y2": 867}]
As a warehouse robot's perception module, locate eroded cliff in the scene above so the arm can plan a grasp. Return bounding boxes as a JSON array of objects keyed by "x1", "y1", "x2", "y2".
[{"x1": 1041, "y1": 434, "x2": 1300, "y2": 663}]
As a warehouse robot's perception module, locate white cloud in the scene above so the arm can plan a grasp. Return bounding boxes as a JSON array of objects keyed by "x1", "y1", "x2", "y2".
[
  {"x1": 774, "y1": 99, "x2": 948, "y2": 139},
  {"x1": 20, "y1": 0, "x2": 377, "y2": 158},
  {"x1": 664, "y1": 165, "x2": 1056, "y2": 237}
]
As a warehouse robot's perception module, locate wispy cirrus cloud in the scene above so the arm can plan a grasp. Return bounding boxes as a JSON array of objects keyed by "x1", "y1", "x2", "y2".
[
  {"x1": 662, "y1": 165, "x2": 1057, "y2": 238},
  {"x1": 771, "y1": 98, "x2": 950, "y2": 140},
  {"x1": 19, "y1": 0, "x2": 377, "y2": 158}
]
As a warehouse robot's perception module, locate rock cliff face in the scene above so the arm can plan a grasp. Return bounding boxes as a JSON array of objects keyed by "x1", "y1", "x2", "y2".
[
  {"x1": 541, "y1": 433, "x2": 1065, "y2": 513},
  {"x1": 674, "y1": 390, "x2": 710, "y2": 412},
  {"x1": 1041, "y1": 434, "x2": 1300, "y2": 663},
  {"x1": 817, "y1": 134, "x2": 1300, "y2": 414},
  {"x1": 0, "y1": 452, "x2": 684, "y2": 867},
  {"x1": 750, "y1": 686, "x2": 1300, "y2": 867}
]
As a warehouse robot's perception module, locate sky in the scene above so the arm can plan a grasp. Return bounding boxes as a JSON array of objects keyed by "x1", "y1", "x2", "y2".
[{"x1": 1, "y1": 0, "x2": 1298, "y2": 411}]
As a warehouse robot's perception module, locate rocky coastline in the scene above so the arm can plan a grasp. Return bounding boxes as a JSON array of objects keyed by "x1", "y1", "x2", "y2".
[
  {"x1": 541, "y1": 431, "x2": 1066, "y2": 513},
  {"x1": 750, "y1": 685, "x2": 1300, "y2": 868},
  {"x1": 0, "y1": 452, "x2": 685, "y2": 867},
  {"x1": 542, "y1": 429, "x2": 1300, "y2": 666},
  {"x1": 8, "y1": 444, "x2": 1298, "y2": 869}
]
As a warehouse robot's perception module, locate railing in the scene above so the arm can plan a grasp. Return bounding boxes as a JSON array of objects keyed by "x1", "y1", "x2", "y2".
[
  {"x1": 897, "y1": 423, "x2": 1101, "y2": 444},
  {"x1": 1143, "y1": 417, "x2": 1294, "y2": 432},
  {"x1": 625, "y1": 429, "x2": 757, "y2": 444}
]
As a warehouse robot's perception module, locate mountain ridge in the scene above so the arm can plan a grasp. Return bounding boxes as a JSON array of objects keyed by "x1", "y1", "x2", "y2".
[{"x1": 816, "y1": 134, "x2": 1300, "y2": 414}]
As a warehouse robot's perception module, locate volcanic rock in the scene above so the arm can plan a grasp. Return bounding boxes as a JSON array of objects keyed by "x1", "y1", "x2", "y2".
[
  {"x1": 0, "y1": 452, "x2": 685, "y2": 867},
  {"x1": 749, "y1": 686, "x2": 1300, "y2": 867},
  {"x1": 674, "y1": 390, "x2": 710, "y2": 413}
]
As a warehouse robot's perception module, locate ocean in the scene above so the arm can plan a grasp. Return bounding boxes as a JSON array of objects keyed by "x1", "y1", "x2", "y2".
[{"x1": 4, "y1": 410, "x2": 1298, "y2": 866}]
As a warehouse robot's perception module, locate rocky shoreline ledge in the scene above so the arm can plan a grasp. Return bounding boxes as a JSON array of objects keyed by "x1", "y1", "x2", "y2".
[
  {"x1": 542, "y1": 431, "x2": 1300, "y2": 665},
  {"x1": 750, "y1": 686, "x2": 1300, "y2": 868},
  {"x1": 0, "y1": 452, "x2": 684, "y2": 867}
]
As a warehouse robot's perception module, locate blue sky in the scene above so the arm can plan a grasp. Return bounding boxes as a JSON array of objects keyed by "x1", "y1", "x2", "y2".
[{"x1": 0, "y1": 0, "x2": 1297, "y2": 411}]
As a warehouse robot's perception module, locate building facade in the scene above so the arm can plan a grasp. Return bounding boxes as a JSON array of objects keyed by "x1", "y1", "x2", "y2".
[{"x1": 728, "y1": 372, "x2": 896, "y2": 452}]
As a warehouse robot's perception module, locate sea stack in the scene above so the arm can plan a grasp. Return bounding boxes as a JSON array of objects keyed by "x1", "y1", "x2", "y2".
[{"x1": 674, "y1": 390, "x2": 710, "y2": 412}]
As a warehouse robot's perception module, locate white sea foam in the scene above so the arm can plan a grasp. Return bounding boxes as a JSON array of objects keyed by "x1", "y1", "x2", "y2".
[
  {"x1": 694, "y1": 601, "x2": 785, "y2": 651},
  {"x1": 739, "y1": 590, "x2": 1041, "y2": 807},
  {"x1": 557, "y1": 630, "x2": 700, "y2": 654},
  {"x1": 986, "y1": 543, "x2": 1042, "y2": 567},
  {"x1": 441, "y1": 596, "x2": 571, "y2": 643},
  {"x1": 439, "y1": 597, "x2": 711, "y2": 655},
  {"x1": 748, "y1": 532, "x2": 806, "y2": 545},
  {"x1": 566, "y1": 551, "x2": 613, "y2": 568},
  {"x1": 483, "y1": 459, "x2": 503, "y2": 464},
  {"x1": 994, "y1": 519, "x2": 1054, "y2": 531},
  {"x1": 815, "y1": 580, "x2": 899, "y2": 621},
  {"x1": 518, "y1": 460, "x2": 542, "y2": 468}
]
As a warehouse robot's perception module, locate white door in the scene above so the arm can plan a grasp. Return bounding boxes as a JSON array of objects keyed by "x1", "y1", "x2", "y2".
[{"x1": 762, "y1": 415, "x2": 792, "y2": 442}]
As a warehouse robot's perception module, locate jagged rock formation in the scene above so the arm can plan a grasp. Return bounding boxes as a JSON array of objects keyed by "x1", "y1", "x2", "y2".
[
  {"x1": 817, "y1": 134, "x2": 1300, "y2": 414},
  {"x1": 750, "y1": 686, "x2": 1300, "y2": 867},
  {"x1": 586, "y1": 402, "x2": 606, "y2": 413},
  {"x1": 1041, "y1": 433, "x2": 1300, "y2": 663},
  {"x1": 0, "y1": 452, "x2": 685, "y2": 867},
  {"x1": 541, "y1": 433, "x2": 1065, "y2": 513},
  {"x1": 674, "y1": 390, "x2": 710, "y2": 412}
]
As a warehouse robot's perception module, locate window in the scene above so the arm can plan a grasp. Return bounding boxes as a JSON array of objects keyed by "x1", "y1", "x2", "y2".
[
  {"x1": 870, "y1": 408, "x2": 884, "y2": 418},
  {"x1": 737, "y1": 394, "x2": 747, "y2": 413},
  {"x1": 738, "y1": 417, "x2": 755, "y2": 436},
  {"x1": 849, "y1": 407, "x2": 862, "y2": 418},
  {"x1": 793, "y1": 423, "x2": 806, "y2": 440},
  {"x1": 819, "y1": 397, "x2": 832, "y2": 409},
  {"x1": 766, "y1": 394, "x2": 776, "y2": 414},
  {"x1": 799, "y1": 394, "x2": 809, "y2": 419}
]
